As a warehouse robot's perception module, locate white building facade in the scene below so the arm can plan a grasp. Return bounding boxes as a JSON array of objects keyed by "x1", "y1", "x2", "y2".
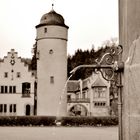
[{"x1": 0, "y1": 49, "x2": 35, "y2": 116}]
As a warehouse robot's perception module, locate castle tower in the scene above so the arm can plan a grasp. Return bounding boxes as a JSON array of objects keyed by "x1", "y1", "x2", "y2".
[{"x1": 36, "y1": 8, "x2": 69, "y2": 116}]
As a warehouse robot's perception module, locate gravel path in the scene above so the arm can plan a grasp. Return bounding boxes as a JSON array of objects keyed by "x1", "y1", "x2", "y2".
[{"x1": 0, "y1": 126, "x2": 118, "y2": 140}]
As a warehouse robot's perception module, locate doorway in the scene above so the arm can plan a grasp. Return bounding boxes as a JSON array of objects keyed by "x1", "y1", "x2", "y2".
[{"x1": 26, "y1": 104, "x2": 31, "y2": 116}]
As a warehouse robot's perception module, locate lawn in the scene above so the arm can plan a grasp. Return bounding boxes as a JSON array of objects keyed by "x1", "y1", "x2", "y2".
[{"x1": 0, "y1": 126, "x2": 118, "y2": 140}]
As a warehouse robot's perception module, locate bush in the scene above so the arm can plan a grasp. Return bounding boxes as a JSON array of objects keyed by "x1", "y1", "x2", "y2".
[
  {"x1": 0, "y1": 116, "x2": 118, "y2": 126},
  {"x1": 0, "y1": 116, "x2": 56, "y2": 126},
  {"x1": 61, "y1": 116, "x2": 118, "y2": 126}
]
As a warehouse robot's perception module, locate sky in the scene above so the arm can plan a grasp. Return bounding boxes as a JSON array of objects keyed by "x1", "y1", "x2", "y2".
[{"x1": 0, "y1": 0, "x2": 118, "y2": 58}]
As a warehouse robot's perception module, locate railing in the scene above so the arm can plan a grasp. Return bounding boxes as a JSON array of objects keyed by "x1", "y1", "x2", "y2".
[
  {"x1": 67, "y1": 98, "x2": 90, "y2": 103},
  {"x1": 22, "y1": 91, "x2": 30, "y2": 97}
]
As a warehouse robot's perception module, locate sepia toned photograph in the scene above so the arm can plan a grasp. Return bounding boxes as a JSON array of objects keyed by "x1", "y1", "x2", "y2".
[{"x1": 0, "y1": 0, "x2": 139, "y2": 140}]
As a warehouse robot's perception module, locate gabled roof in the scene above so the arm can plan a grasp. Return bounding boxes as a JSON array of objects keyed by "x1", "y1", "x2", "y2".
[
  {"x1": 2, "y1": 49, "x2": 33, "y2": 72},
  {"x1": 92, "y1": 77, "x2": 107, "y2": 87}
]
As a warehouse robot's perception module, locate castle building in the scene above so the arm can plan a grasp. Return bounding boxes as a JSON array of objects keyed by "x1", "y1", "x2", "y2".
[
  {"x1": 0, "y1": 8, "x2": 112, "y2": 117},
  {"x1": 67, "y1": 72, "x2": 110, "y2": 116},
  {"x1": 0, "y1": 49, "x2": 35, "y2": 116}
]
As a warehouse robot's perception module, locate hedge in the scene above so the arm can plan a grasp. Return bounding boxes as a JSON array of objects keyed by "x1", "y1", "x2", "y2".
[
  {"x1": 0, "y1": 116, "x2": 56, "y2": 126},
  {"x1": 0, "y1": 116, "x2": 118, "y2": 126}
]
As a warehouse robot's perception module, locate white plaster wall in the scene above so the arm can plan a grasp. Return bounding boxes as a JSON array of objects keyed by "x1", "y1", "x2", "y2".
[
  {"x1": 92, "y1": 107, "x2": 109, "y2": 116},
  {"x1": 0, "y1": 94, "x2": 34, "y2": 116},
  {"x1": 36, "y1": 25, "x2": 68, "y2": 40}
]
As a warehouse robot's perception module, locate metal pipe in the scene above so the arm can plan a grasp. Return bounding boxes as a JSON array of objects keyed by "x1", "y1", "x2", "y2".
[
  {"x1": 70, "y1": 62, "x2": 124, "y2": 74},
  {"x1": 117, "y1": 73, "x2": 123, "y2": 140}
]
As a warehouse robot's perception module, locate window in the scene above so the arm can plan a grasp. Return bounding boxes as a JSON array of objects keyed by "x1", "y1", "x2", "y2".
[
  {"x1": 4, "y1": 86, "x2": 7, "y2": 93},
  {"x1": 94, "y1": 87, "x2": 106, "y2": 98},
  {"x1": 22, "y1": 83, "x2": 30, "y2": 97},
  {"x1": 0, "y1": 86, "x2": 7, "y2": 93},
  {"x1": 1, "y1": 86, "x2": 4, "y2": 93},
  {"x1": 13, "y1": 86, "x2": 16, "y2": 93},
  {"x1": 17, "y1": 72, "x2": 21, "y2": 78},
  {"x1": 4, "y1": 104, "x2": 7, "y2": 113},
  {"x1": 0, "y1": 104, "x2": 3, "y2": 112},
  {"x1": 67, "y1": 95, "x2": 71, "y2": 101},
  {"x1": 94, "y1": 102, "x2": 106, "y2": 107},
  {"x1": 9, "y1": 104, "x2": 12, "y2": 113},
  {"x1": 13, "y1": 104, "x2": 16, "y2": 113},
  {"x1": 49, "y1": 49, "x2": 53, "y2": 54},
  {"x1": 50, "y1": 76, "x2": 54, "y2": 84},
  {"x1": 32, "y1": 72, "x2": 34, "y2": 76},
  {"x1": 82, "y1": 92, "x2": 86, "y2": 99},
  {"x1": 0, "y1": 86, "x2": 16, "y2": 94},
  {"x1": 9, "y1": 86, "x2": 16, "y2": 93},
  {"x1": 44, "y1": 28, "x2": 47, "y2": 33},
  {"x1": 9, "y1": 86, "x2": 12, "y2": 93},
  {"x1": 0, "y1": 86, "x2": 8, "y2": 93},
  {"x1": 9, "y1": 104, "x2": 16, "y2": 113},
  {"x1": 4, "y1": 72, "x2": 8, "y2": 78}
]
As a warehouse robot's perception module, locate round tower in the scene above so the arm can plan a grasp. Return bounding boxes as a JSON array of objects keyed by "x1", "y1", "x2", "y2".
[{"x1": 36, "y1": 8, "x2": 69, "y2": 116}]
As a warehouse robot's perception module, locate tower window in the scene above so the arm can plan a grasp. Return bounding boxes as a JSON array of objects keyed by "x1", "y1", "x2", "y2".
[
  {"x1": 44, "y1": 28, "x2": 47, "y2": 33},
  {"x1": 4, "y1": 72, "x2": 8, "y2": 78},
  {"x1": 50, "y1": 76, "x2": 54, "y2": 84},
  {"x1": 17, "y1": 72, "x2": 21, "y2": 78},
  {"x1": 49, "y1": 49, "x2": 53, "y2": 54}
]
